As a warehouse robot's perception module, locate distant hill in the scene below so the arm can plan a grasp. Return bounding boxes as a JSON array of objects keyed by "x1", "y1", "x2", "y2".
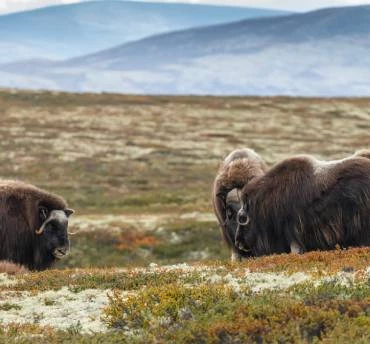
[
  {"x1": 1, "y1": 5, "x2": 370, "y2": 96},
  {"x1": 0, "y1": 0, "x2": 289, "y2": 63}
]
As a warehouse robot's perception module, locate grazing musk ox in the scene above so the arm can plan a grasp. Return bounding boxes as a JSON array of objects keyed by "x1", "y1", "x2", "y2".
[
  {"x1": 213, "y1": 149, "x2": 370, "y2": 258},
  {"x1": 0, "y1": 180, "x2": 74, "y2": 270},
  {"x1": 212, "y1": 149, "x2": 268, "y2": 260}
]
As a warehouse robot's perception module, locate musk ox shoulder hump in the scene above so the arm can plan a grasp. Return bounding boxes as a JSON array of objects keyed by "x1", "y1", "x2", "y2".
[{"x1": 0, "y1": 180, "x2": 67, "y2": 209}]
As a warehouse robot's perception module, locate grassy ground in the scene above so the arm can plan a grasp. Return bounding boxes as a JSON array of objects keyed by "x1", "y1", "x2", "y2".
[
  {"x1": 0, "y1": 248, "x2": 370, "y2": 343},
  {"x1": 0, "y1": 89, "x2": 370, "y2": 342}
]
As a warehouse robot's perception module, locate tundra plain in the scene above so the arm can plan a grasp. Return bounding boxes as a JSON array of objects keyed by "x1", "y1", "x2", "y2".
[{"x1": 0, "y1": 90, "x2": 370, "y2": 342}]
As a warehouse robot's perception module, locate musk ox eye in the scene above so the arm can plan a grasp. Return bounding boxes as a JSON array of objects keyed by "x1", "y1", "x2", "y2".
[{"x1": 39, "y1": 207, "x2": 49, "y2": 223}]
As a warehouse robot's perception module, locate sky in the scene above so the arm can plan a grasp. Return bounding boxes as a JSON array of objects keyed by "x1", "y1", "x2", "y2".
[{"x1": 0, "y1": 0, "x2": 367, "y2": 15}]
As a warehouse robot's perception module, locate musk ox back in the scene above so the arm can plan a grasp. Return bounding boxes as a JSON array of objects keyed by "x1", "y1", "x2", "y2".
[
  {"x1": 0, "y1": 180, "x2": 74, "y2": 271},
  {"x1": 214, "y1": 149, "x2": 370, "y2": 258}
]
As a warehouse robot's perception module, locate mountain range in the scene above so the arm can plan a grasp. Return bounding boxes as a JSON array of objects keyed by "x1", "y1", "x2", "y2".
[
  {"x1": 1, "y1": 3, "x2": 370, "y2": 96},
  {"x1": 0, "y1": 0, "x2": 288, "y2": 63}
]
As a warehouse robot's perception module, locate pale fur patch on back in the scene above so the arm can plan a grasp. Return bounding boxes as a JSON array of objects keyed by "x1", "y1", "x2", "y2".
[{"x1": 312, "y1": 150, "x2": 370, "y2": 176}]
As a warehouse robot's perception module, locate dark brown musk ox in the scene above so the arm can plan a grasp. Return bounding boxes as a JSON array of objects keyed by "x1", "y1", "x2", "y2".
[
  {"x1": 212, "y1": 149, "x2": 268, "y2": 260},
  {"x1": 213, "y1": 149, "x2": 370, "y2": 259},
  {"x1": 0, "y1": 180, "x2": 74, "y2": 271}
]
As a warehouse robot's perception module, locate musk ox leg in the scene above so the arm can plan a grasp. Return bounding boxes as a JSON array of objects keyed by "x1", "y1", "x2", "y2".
[
  {"x1": 0, "y1": 260, "x2": 28, "y2": 274},
  {"x1": 231, "y1": 250, "x2": 243, "y2": 262},
  {"x1": 290, "y1": 240, "x2": 303, "y2": 254}
]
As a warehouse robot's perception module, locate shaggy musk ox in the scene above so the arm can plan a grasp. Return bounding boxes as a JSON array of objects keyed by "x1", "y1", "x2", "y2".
[
  {"x1": 0, "y1": 181, "x2": 74, "y2": 270},
  {"x1": 212, "y1": 149, "x2": 268, "y2": 260},
  {"x1": 213, "y1": 149, "x2": 370, "y2": 259}
]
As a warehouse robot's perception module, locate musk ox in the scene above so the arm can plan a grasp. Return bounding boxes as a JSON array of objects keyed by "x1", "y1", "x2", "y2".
[
  {"x1": 213, "y1": 149, "x2": 370, "y2": 258},
  {"x1": 0, "y1": 180, "x2": 74, "y2": 271},
  {"x1": 212, "y1": 149, "x2": 268, "y2": 260}
]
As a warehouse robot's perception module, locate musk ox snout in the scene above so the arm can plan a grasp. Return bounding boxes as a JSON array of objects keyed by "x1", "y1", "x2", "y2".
[{"x1": 53, "y1": 246, "x2": 69, "y2": 259}]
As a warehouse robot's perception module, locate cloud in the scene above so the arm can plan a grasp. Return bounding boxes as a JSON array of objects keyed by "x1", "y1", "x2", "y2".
[
  {"x1": 0, "y1": 0, "x2": 86, "y2": 14},
  {"x1": 0, "y1": 0, "x2": 367, "y2": 15}
]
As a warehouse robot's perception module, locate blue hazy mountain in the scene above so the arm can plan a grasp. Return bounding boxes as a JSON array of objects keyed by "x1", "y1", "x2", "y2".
[
  {"x1": 64, "y1": 4, "x2": 370, "y2": 69},
  {"x1": 1, "y1": 5, "x2": 370, "y2": 96},
  {"x1": 0, "y1": 0, "x2": 289, "y2": 63}
]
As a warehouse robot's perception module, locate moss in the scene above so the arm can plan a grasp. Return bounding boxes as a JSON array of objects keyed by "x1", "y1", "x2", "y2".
[
  {"x1": 103, "y1": 281, "x2": 370, "y2": 343},
  {"x1": 0, "y1": 323, "x2": 131, "y2": 344},
  {"x1": 0, "y1": 268, "x2": 203, "y2": 292},
  {"x1": 219, "y1": 247, "x2": 370, "y2": 276},
  {"x1": 0, "y1": 302, "x2": 21, "y2": 311}
]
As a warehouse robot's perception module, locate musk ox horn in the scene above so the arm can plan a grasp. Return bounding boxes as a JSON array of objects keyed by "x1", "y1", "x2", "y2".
[
  {"x1": 65, "y1": 208, "x2": 75, "y2": 217},
  {"x1": 35, "y1": 227, "x2": 44, "y2": 235}
]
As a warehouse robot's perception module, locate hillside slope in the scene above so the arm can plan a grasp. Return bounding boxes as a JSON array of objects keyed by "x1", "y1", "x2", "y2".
[
  {"x1": 0, "y1": 0, "x2": 288, "y2": 62},
  {"x1": 2, "y1": 5, "x2": 370, "y2": 96}
]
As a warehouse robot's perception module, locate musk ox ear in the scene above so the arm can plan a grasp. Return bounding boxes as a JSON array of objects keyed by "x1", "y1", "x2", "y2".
[{"x1": 64, "y1": 209, "x2": 75, "y2": 217}]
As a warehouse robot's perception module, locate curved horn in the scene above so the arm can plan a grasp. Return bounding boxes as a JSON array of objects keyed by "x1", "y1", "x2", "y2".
[
  {"x1": 35, "y1": 225, "x2": 45, "y2": 235},
  {"x1": 65, "y1": 208, "x2": 75, "y2": 217}
]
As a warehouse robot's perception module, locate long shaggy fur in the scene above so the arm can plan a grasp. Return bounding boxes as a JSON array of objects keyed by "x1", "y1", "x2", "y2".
[
  {"x1": 212, "y1": 149, "x2": 268, "y2": 260},
  {"x1": 214, "y1": 149, "x2": 370, "y2": 258},
  {"x1": 0, "y1": 180, "x2": 70, "y2": 270}
]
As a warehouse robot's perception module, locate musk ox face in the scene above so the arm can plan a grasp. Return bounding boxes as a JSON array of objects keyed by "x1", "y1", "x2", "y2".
[
  {"x1": 36, "y1": 207, "x2": 74, "y2": 260},
  {"x1": 234, "y1": 202, "x2": 255, "y2": 257}
]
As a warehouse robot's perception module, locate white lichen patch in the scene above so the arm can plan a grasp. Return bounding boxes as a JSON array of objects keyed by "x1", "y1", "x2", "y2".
[
  {"x1": 206, "y1": 270, "x2": 310, "y2": 292},
  {"x1": 0, "y1": 273, "x2": 17, "y2": 287},
  {"x1": 0, "y1": 287, "x2": 111, "y2": 333},
  {"x1": 243, "y1": 271, "x2": 310, "y2": 292}
]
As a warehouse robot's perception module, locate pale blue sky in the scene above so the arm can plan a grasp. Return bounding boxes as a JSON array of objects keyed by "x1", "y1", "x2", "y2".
[{"x1": 0, "y1": 0, "x2": 367, "y2": 14}]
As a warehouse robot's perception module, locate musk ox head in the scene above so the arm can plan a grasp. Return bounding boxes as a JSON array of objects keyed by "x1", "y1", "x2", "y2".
[
  {"x1": 36, "y1": 206, "x2": 74, "y2": 260},
  {"x1": 0, "y1": 180, "x2": 74, "y2": 271},
  {"x1": 212, "y1": 149, "x2": 267, "y2": 260}
]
